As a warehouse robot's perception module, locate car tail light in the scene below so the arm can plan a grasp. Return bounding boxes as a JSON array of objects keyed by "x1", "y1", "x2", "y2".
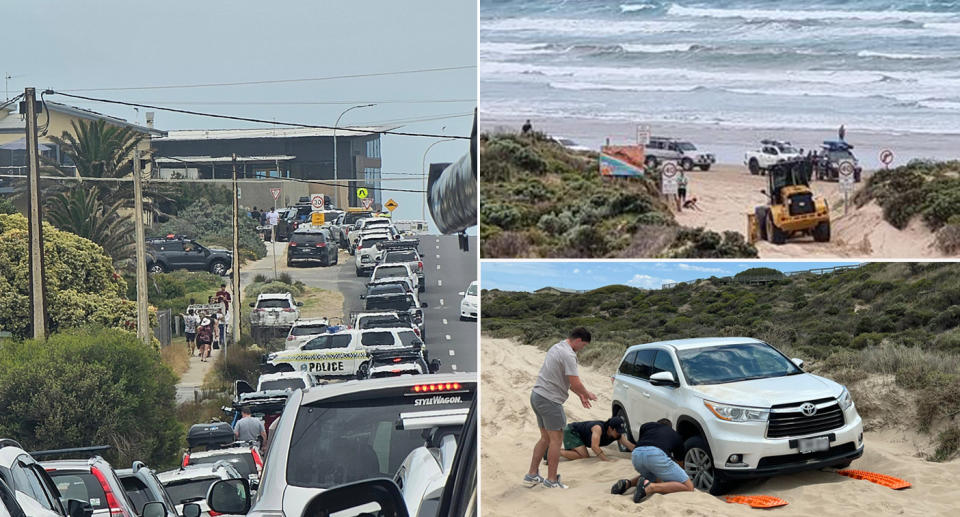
[
  {"x1": 418, "y1": 261, "x2": 423, "y2": 271},
  {"x1": 357, "y1": 244, "x2": 363, "y2": 250},
  {"x1": 91, "y1": 466, "x2": 128, "y2": 517},
  {"x1": 413, "y1": 327, "x2": 421, "y2": 337},
  {"x1": 251, "y1": 448, "x2": 264, "y2": 470},
  {"x1": 282, "y1": 308, "x2": 295, "y2": 313},
  {"x1": 413, "y1": 382, "x2": 462, "y2": 392},
  {"x1": 287, "y1": 335, "x2": 295, "y2": 340},
  {"x1": 182, "y1": 452, "x2": 190, "y2": 467},
  {"x1": 209, "y1": 511, "x2": 223, "y2": 517},
  {"x1": 393, "y1": 357, "x2": 403, "y2": 363},
  {"x1": 289, "y1": 242, "x2": 297, "y2": 247},
  {"x1": 316, "y1": 242, "x2": 326, "y2": 247},
  {"x1": 255, "y1": 308, "x2": 265, "y2": 312}
]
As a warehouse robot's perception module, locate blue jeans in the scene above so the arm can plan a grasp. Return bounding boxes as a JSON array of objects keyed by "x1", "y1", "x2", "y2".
[
  {"x1": 219, "y1": 324, "x2": 226, "y2": 345},
  {"x1": 631, "y1": 446, "x2": 689, "y2": 483}
]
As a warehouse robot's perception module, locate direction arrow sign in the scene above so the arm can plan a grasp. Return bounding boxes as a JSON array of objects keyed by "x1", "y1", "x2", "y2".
[
  {"x1": 356, "y1": 187, "x2": 368, "y2": 199},
  {"x1": 385, "y1": 198, "x2": 398, "y2": 212},
  {"x1": 879, "y1": 149, "x2": 894, "y2": 167},
  {"x1": 310, "y1": 194, "x2": 324, "y2": 211},
  {"x1": 270, "y1": 188, "x2": 281, "y2": 201}
]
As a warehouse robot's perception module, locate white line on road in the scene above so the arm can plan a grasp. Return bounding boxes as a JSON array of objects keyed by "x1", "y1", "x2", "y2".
[
  {"x1": 443, "y1": 318, "x2": 448, "y2": 325},
  {"x1": 436, "y1": 238, "x2": 440, "y2": 243},
  {"x1": 449, "y1": 349, "x2": 455, "y2": 356},
  {"x1": 436, "y1": 264, "x2": 440, "y2": 271},
  {"x1": 438, "y1": 280, "x2": 442, "y2": 287},
  {"x1": 436, "y1": 245, "x2": 440, "y2": 250},
  {"x1": 439, "y1": 298, "x2": 444, "y2": 306},
  {"x1": 436, "y1": 254, "x2": 440, "y2": 259},
  {"x1": 451, "y1": 364, "x2": 457, "y2": 371},
  {"x1": 445, "y1": 334, "x2": 451, "y2": 341}
]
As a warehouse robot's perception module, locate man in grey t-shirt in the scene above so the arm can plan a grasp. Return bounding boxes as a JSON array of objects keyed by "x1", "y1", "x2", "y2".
[
  {"x1": 234, "y1": 407, "x2": 266, "y2": 445},
  {"x1": 524, "y1": 327, "x2": 598, "y2": 489}
]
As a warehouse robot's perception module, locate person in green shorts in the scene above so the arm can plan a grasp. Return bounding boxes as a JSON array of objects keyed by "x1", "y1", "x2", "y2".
[{"x1": 558, "y1": 417, "x2": 634, "y2": 461}]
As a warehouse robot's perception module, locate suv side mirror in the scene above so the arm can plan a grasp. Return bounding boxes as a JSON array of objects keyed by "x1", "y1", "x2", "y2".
[
  {"x1": 649, "y1": 371, "x2": 678, "y2": 387},
  {"x1": 301, "y1": 479, "x2": 409, "y2": 517},
  {"x1": 296, "y1": 302, "x2": 304, "y2": 307},
  {"x1": 181, "y1": 503, "x2": 201, "y2": 517},
  {"x1": 458, "y1": 292, "x2": 465, "y2": 296},
  {"x1": 791, "y1": 358, "x2": 805, "y2": 369},
  {"x1": 206, "y1": 478, "x2": 250, "y2": 515},
  {"x1": 429, "y1": 359, "x2": 441, "y2": 374},
  {"x1": 65, "y1": 499, "x2": 93, "y2": 517},
  {"x1": 140, "y1": 501, "x2": 165, "y2": 517},
  {"x1": 421, "y1": 302, "x2": 429, "y2": 308},
  {"x1": 249, "y1": 302, "x2": 255, "y2": 307}
]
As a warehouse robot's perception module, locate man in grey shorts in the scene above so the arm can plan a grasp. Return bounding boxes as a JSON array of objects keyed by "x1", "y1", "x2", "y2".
[{"x1": 524, "y1": 327, "x2": 598, "y2": 489}]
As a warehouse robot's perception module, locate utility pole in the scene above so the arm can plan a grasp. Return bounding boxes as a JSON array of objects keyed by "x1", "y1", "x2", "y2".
[
  {"x1": 133, "y1": 149, "x2": 150, "y2": 344},
  {"x1": 231, "y1": 154, "x2": 240, "y2": 354},
  {"x1": 24, "y1": 87, "x2": 48, "y2": 340}
]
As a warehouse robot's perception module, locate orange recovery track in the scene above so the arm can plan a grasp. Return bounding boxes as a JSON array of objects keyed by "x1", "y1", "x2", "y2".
[
  {"x1": 724, "y1": 495, "x2": 789, "y2": 508},
  {"x1": 836, "y1": 469, "x2": 911, "y2": 490}
]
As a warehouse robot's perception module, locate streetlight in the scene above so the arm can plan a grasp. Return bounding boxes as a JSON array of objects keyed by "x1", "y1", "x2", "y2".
[
  {"x1": 333, "y1": 103, "x2": 375, "y2": 209},
  {"x1": 422, "y1": 138, "x2": 456, "y2": 222}
]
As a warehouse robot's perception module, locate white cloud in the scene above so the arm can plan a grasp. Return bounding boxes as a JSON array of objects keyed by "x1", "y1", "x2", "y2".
[
  {"x1": 677, "y1": 263, "x2": 728, "y2": 274},
  {"x1": 627, "y1": 274, "x2": 675, "y2": 290},
  {"x1": 573, "y1": 268, "x2": 580, "y2": 274}
]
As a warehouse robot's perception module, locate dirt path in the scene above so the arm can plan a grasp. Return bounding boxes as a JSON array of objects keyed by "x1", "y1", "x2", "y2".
[{"x1": 672, "y1": 165, "x2": 945, "y2": 258}]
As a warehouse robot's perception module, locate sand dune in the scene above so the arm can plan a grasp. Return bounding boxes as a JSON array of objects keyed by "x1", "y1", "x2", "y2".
[
  {"x1": 481, "y1": 337, "x2": 959, "y2": 516},
  {"x1": 672, "y1": 166, "x2": 944, "y2": 259}
]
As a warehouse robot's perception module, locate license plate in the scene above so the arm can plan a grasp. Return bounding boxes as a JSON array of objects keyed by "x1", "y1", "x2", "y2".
[{"x1": 797, "y1": 436, "x2": 830, "y2": 454}]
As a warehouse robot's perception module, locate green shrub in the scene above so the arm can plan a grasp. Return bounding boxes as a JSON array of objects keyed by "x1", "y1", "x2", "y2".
[
  {"x1": 0, "y1": 199, "x2": 16, "y2": 215},
  {"x1": 157, "y1": 199, "x2": 266, "y2": 262},
  {"x1": 244, "y1": 281, "x2": 303, "y2": 299},
  {"x1": 930, "y1": 425, "x2": 960, "y2": 462},
  {"x1": 0, "y1": 327, "x2": 182, "y2": 468}
]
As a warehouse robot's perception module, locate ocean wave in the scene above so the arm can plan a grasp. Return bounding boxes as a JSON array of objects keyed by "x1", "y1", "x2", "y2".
[
  {"x1": 549, "y1": 81, "x2": 704, "y2": 93},
  {"x1": 481, "y1": 17, "x2": 697, "y2": 35},
  {"x1": 620, "y1": 43, "x2": 701, "y2": 53},
  {"x1": 479, "y1": 42, "x2": 556, "y2": 55},
  {"x1": 666, "y1": 4, "x2": 958, "y2": 23},
  {"x1": 856, "y1": 50, "x2": 940, "y2": 60},
  {"x1": 620, "y1": 3, "x2": 657, "y2": 13},
  {"x1": 917, "y1": 100, "x2": 960, "y2": 110}
]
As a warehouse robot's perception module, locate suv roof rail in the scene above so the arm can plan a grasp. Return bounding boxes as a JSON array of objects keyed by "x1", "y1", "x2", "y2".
[
  {"x1": 0, "y1": 439, "x2": 23, "y2": 450},
  {"x1": 375, "y1": 239, "x2": 420, "y2": 250},
  {"x1": 131, "y1": 460, "x2": 146, "y2": 473},
  {"x1": 30, "y1": 445, "x2": 112, "y2": 459}
]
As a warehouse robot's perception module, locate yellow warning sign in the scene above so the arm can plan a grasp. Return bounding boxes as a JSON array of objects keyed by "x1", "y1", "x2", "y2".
[
  {"x1": 356, "y1": 188, "x2": 368, "y2": 199},
  {"x1": 311, "y1": 212, "x2": 324, "y2": 225},
  {"x1": 385, "y1": 198, "x2": 398, "y2": 212}
]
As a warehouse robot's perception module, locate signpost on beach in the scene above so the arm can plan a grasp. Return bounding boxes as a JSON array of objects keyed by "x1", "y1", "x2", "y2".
[
  {"x1": 661, "y1": 162, "x2": 679, "y2": 196},
  {"x1": 880, "y1": 149, "x2": 894, "y2": 168},
  {"x1": 636, "y1": 124, "x2": 651, "y2": 146},
  {"x1": 839, "y1": 160, "x2": 856, "y2": 214}
]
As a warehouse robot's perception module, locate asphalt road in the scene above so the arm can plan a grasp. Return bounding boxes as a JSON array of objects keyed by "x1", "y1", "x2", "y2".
[{"x1": 240, "y1": 234, "x2": 478, "y2": 373}]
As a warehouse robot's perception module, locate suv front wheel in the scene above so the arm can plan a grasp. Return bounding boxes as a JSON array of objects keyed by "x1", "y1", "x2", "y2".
[
  {"x1": 210, "y1": 260, "x2": 229, "y2": 276},
  {"x1": 683, "y1": 435, "x2": 729, "y2": 495}
]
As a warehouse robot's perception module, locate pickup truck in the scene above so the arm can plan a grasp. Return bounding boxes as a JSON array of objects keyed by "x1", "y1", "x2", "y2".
[
  {"x1": 331, "y1": 210, "x2": 375, "y2": 249},
  {"x1": 262, "y1": 327, "x2": 434, "y2": 380},
  {"x1": 745, "y1": 139, "x2": 802, "y2": 175}
]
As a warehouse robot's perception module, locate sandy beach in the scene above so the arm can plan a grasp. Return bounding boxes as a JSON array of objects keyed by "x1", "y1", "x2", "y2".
[{"x1": 481, "y1": 337, "x2": 960, "y2": 517}]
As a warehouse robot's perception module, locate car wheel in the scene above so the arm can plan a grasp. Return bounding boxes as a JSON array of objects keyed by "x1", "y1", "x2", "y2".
[
  {"x1": 749, "y1": 159, "x2": 760, "y2": 175},
  {"x1": 276, "y1": 363, "x2": 295, "y2": 373},
  {"x1": 210, "y1": 260, "x2": 228, "y2": 276},
  {"x1": 356, "y1": 268, "x2": 364, "y2": 277},
  {"x1": 698, "y1": 164, "x2": 711, "y2": 172},
  {"x1": 616, "y1": 407, "x2": 634, "y2": 452},
  {"x1": 813, "y1": 221, "x2": 830, "y2": 242},
  {"x1": 148, "y1": 262, "x2": 166, "y2": 274},
  {"x1": 286, "y1": 257, "x2": 294, "y2": 267},
  {"x1": 683, "y1": 435, "x2": 728, "y2": 495},
  {"x1": 681, "y1": 158, "x2": 694, "y2": 171},
  {"x1": 356, "y1": 361, "x2": 370, "y2": 380},
  {"x1": 332, "y1": 252, "x2": 338, "y2": 265}
]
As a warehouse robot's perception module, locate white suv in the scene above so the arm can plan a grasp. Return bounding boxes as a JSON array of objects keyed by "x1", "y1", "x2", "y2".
[
  {"x1": 611, "y1": 337, "x2": 863, "y2": 495},
  {"x1": 249, "y1": 293, "x2": 302, "y2": 341}
]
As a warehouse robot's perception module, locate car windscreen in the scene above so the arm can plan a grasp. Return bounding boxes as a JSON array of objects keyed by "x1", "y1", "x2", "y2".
[
  {"x1": 291, "y1": 324, "x2": 327, "y2": 336},
  {"x1": 676, "y1": 343, "x2": 802, "y2": 385},
  {"x1": 373, "y1": 266, "x2": 409, "y2": 280},
  {"x1": 358, "y1": 316, "x2": 403, "y2": 329},
  {"x1": 367, "y1": 285, "x2": 405, "y2": 297},
  {"x1": 257, "y1": 299, "x2": 290, "y2": 309},
  {"x1": 286, "y1": 388, "x2": 473, "y2": 489},
  {"x1": 359, "y1": 236, "x2": 389, "y2": 247},
  {"x1": 259, "y1": 379, "x2": 306, "y2": 391},
  {"x1": 384, "y1": 251, "x2": 418, "y2": 263},
  {"x1": 188, "y1": 454, "x2": 257, "y2": 478},
  {"x1": 291, "y1": 233, "x2": 324, "y2": 244},
  {"x1": 365, "y1": 296, "x2": 415, "y2": 311},
  {"x1": 162, "y1": 477, "x2": 219, "y2": 505},
  {"x1": 50, "y1": 472, "x2": 108, "y2": 510},
  {"x1": 828, "y1": 150, "x2": 854, "y2": 161},
  {"x1": 467, "y1": 283, "x2": 478, "y2": 296}
]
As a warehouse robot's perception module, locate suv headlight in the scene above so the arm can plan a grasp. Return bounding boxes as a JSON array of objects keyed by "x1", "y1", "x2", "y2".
[
  {"x1": 838, "y1": 386, "x2": 854, "y2": 411},
  {"x1": 704, "y1": 401, "x2": 770, "y2": 422}
]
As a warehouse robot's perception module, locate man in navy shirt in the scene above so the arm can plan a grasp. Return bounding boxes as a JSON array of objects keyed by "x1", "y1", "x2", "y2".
[{"x1": 610, "y1": 419, "x2": 694, "y2": 503}]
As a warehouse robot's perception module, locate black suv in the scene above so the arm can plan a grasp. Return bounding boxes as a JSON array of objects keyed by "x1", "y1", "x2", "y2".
[
  {"x1": 286, "y1": 228, "x2": 339, "y2": 267},
  {"x1": 146, "y1": 235, "x2": 233, "y2": 276}
]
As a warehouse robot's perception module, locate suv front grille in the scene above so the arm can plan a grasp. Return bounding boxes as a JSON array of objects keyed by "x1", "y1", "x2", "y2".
[{"x1": 767, "y1": 398, "x2": 844, "y2": 438}]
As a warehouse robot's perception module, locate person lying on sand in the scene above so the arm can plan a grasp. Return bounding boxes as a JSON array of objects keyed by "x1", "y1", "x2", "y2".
[
  {"x1": 556, "y1": 417, "x2": 634, "y2": 462},
  {"x1": 610, "y1": 419, "x2": 694, "y2": 503}
]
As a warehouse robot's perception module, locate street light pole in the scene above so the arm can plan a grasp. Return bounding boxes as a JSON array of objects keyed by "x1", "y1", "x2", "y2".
[
  {"x1": 421, "y1": 138, "x2": 456, "y2": 223},
  {"x1": 333, "y1": 103, "x2": 375, "y2": 209}
]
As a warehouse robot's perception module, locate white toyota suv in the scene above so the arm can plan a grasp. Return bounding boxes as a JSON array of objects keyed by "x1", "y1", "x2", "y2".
[
  {"x1": 611, "y1": 337, "x2": 863, "y2": 495},
  {"x1": 354, "y1": 232, "x2": 392, "y2": 276}
]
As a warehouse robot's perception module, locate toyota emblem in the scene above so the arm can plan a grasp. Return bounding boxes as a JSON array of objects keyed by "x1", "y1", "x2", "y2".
[{"x1": 800, "y1": 402, "x2": 817, "y2": 416}]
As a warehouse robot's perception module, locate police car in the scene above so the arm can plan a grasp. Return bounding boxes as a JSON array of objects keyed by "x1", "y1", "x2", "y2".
[{"x1": 262, "y1": 328, "x2": 428, "y2": 380}]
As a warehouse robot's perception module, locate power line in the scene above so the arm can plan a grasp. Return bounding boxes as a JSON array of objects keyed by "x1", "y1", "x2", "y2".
[
  {"x1": 47, "y1": 91, "x2": 472, "y2": 140},
  {"x1": 94, "y1": 99, "x2": 476, "y2": 106},
  {"x1": 0, "y1": 93, "x2": 23, "y2": 111},
  {"x1": 57, "y1": 65, "x2": 477, "y2": 92}
]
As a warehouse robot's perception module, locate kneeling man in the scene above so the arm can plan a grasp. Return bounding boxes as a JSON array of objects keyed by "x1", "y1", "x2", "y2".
[
  {"x1": 560, "y1": 417, "x2": 633, "y2": 461},
  {"x1": 610, "y1": 419, "x2": 694, "y2": 503}
]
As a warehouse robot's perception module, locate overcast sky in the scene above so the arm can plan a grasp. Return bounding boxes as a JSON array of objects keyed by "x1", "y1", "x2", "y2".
[
  {"x1": 3, "y1": 0, "x2": 476, "y2": 230},
  {"x1": 481, "y1": 261, "x2": 862, "y2": 291}
]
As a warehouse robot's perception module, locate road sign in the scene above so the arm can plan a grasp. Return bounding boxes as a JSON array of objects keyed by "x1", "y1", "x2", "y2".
[
  {"x1": 661, "y1": 162, "x2": 679, "y2": 195},
  {"x1": 270, "y1": 188, "x2": 281, "y2": 201},
  {"x1": 879, "y1": 149, "x2": 894, "y2": 167},
  {"x1": 310, "y1": 194, "x2": 324, "y2": 211},
  {"x1": 637, "y1": 124, "x2": 651, "y2": 145},
  {"x1": 356, "y1": 187, "x2": 368, "y2": 199},
  {"x1": 385, "y1": 198, "x2": 399, "y2": 212},
  {"x1": 362, "y1": 198, "x2": 373, "y2": 209},
  {"x1": 311, "y1": 212, "x2": 324, "y2": 226},
  {"x1": 838, "y1": 161, "x2": 856, "y2": 190}
]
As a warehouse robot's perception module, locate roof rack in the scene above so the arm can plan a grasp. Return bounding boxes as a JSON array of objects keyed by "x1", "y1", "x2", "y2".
[
  {"x1": 0, "y1": 439, "x2": 23, "y2": 450},
  {"x1": 30, "y1": 445, "x2": 112, "y2": 459}
]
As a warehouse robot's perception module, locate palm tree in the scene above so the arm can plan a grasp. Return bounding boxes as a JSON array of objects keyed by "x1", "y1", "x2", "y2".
[
  {"x1": 46, "y1": 118, "x2": 143, "y2": 180},
  {"x1": 45, "y1": 187, "x2": 135, "y2": 268}
]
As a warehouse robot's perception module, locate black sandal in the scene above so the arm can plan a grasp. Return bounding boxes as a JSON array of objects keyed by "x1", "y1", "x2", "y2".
[
  {"x1": 611, "y1": 479, "x2": 630, "y2": 495},
  {"x1": 633, "y1": 477, "x2": 649, "y2": 503}
]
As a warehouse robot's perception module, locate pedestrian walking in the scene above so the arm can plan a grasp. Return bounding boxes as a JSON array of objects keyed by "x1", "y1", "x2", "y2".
[
  {"x1": 182, "y1": 309, "x2": 199, "y2": 356},
  {"x1": 524, "y1": 327, "x2": 598, "y2": 489},
  {"x1": 216, "y1": 283, "x2": 231, "y2": 312},
  {"x1": 216, "y1": 309, "x2": 226, "y2": 348},
  {"x1": 196, "y1": 317, "x2": 213, "y2": 362},
  {"x1": 251, "y1": 206, "x2": 261, "y2": 221}
]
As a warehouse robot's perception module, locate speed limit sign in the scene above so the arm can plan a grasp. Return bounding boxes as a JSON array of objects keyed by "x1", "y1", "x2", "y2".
[
  {"x1": 838, "y1": 161, "x2": 856, "y2": 192},
  {"x1": 661, "y1": 162, "x2": 679, "y2": 195}
]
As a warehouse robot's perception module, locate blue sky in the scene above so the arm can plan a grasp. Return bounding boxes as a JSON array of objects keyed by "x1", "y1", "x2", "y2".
[
  {"x1": 481, "y1": 261, "x2": 862, "y2": 291},
  {"x1": 3, "y1": 0, "x2": 476, "y2": 231}
]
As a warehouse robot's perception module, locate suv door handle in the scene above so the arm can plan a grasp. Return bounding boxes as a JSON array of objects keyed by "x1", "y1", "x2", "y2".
[{"x1": 641, "y1": 391, "x2": 651, "y2": 398}]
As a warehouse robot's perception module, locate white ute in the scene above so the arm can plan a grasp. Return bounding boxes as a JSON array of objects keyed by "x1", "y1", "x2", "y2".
[{"x1": 745, "y1": 139, "x2": 802, "y2": 176}]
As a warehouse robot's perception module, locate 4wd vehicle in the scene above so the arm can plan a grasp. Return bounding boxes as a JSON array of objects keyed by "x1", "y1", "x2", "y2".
[
  {"x1": 181, "y1": 446, "x2": 263, "y2": 494},
  {"x1": 363, "y1": 293, "x2": 428, "y2": 340},
  {"x1": 749, "y1": 157, "x2": 830, "y2": 245},
  {"x1": 459, "y1": 281, "x2": 478, "y2": 321},
  {"x1": 371, "y1": 263, "x2": 420, "y2": 293},
  {"x1": 646, "y1": 137, "x2": 715, "y2": 171},
  {"x1": 353, "y1": 312, "x2": 421, "y2": 340},
  {"x1": 745, "y1": 139, "x2": 802, "y2": 176},
  {"x1": 350, "y1": 218, "x2": 397, "y2": 253},
  {"x1": 354, "y1": 232, "x2": 393, "y2": 276},
  {"x1": 206, "y1": 373, "x2": 476, "y2": 517},
  {"x1": 366, "y1": 278, "x2": 418, "y2": 303},
  {"x1": 255, "y1": 371, "x2": 317, "y2": 392},
  {"x1": 158, "y1": 463, "x2": 243, "y2": 517},
  {"x1": 38, "y1": 449, "x2": 140, "y2": 517},
  {"x1": 284, "y1": 318, "x2": 331, "y2": 349},
  {"x1": 377, "y1": 240, "x2": 425, "y2": 292},
  {"x1": 814, "y1": 140, "x2": 862, "y2": 182},
  {"x1": 611, "y1": 337, "x2": 863, "y2": 495},
  {"x1": 115, "y1": 461, "x2": 179, "y2": 517},
  {"x1": 258, "y1": 208, "x2": 298, "y2": 241},
  {"x1": 262, "y1": 327, "x2": 432, "y2": 380},
  {"x1": 145, "y1": 235, "x2": 233, "y2": 276},
  {"x1": 0, "y1": 440, "x2": 94, "y2": 517},
  {"x1": 249, "y1": 293, "x2": 303, "y2": 343},
  {"x1": 395, "y1": 409, "x2": 468, "y2": 516},
  {"x1": 286, "y1": 228, "x2": 338, "y2": 267},
  {"x1": 332, "y1": 210, "x2": 375, "y2": 248}
]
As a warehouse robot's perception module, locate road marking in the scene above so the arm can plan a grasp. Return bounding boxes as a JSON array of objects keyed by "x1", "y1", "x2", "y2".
[
  {"x1": 439, "y1": 298, "x2": 444, "y2": 306},
  {"x1": 449, "y1": 349, "x2": 455, "y2": 356},
  {"x1": 443, "y1": 318, "x2": 448, "y2": 325},
  {"x1": 436, "y1": 254, "x2": 440, "y2": 259},
  {"x1": 451, "y1": 364, "x2": 457, "y2": 371},
  {"x1": 436, "y1": 238, "x2": 440, "y2": 243},
  {"x1": 436, "y1": 264, "x2": 440, "y2": 271},
  {"x1": 437, "y1": 280, "x2": 442, "y2": 287},
  {"x1": 436, "y1": 245, "x2": 440, "y2": 249},
  {"x1": 445, "y1": 334, "x2": 451, "y2": 341}
]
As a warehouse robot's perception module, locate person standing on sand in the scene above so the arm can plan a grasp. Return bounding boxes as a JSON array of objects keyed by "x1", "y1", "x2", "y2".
[
  {"x1": 839, "y1": 124, "x2": 846, "y2": 141},
  {"x1": 524, "y1": 327, "x2": 598, "y2": 489},
  {"x1": 522, "y1": 119, "x2": 533, "y2": 135},
  {"x1": 610, "y1": 419, "x2": 694, "y2": 503},
  {"x1": 676, "y1": 171, "x2": 689, "y2": 211},
  {"x1": 558, "y1": 417, "x2": 634, "y2": 462}
]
